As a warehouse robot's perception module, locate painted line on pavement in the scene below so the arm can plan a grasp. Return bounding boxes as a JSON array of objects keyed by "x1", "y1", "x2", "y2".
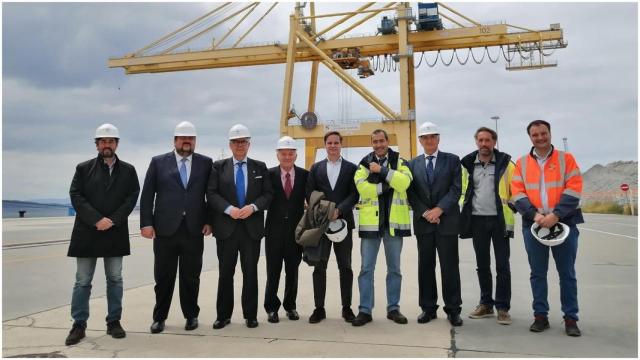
[{"x1": 577, "y1": 226, "x2": 638, "y2": 239}]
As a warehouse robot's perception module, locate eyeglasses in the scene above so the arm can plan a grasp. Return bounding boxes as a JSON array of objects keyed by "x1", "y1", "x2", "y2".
[{"x1": 231, "y1": 140, "x2": 249, "y2": 146}]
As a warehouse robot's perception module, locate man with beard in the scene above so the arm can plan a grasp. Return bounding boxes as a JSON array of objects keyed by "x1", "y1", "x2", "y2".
[
  {"x1": 66, "y1": 124, "x2": 140, "y2": 345},
  {"x1": 352, "y1": 129, "x2": 412, "y2": 327},
  {"x1": 208, "y1": 124, "x2": 272, "y2": 329},
  {"x1": 140, "y1": 121, "x2": 213, "y2": 334},
  {"x1": 460, "y1": 127, "x2": 515, "y2": 325}
]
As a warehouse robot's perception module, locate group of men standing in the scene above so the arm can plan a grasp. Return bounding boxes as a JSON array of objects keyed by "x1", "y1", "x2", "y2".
[{"x1": 64, "y1": 118, "x2": 583, "y2": 346}]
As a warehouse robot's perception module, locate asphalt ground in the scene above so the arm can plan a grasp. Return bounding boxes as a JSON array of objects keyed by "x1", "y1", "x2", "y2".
[{"x1": 2, "y1": 213, "x2": 637, "y2": 357}]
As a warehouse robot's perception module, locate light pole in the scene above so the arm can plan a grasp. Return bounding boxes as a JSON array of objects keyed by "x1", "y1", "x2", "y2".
[
  {"x1": 562, "y1": 137, "x2": 569, "y2": 152},
  {"x1": 491, "y1": 115, "x2": 500, "y2": 149}
]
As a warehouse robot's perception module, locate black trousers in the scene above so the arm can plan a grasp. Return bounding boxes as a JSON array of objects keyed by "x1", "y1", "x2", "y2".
[
  {"x1": 216, "y1": 224, "x2": 260, "y2": 320},
  {"x1": 264, "y1": 229, "x2": 303, "y2": 313},
  {"x1": 153, "y1": 219, "x2": 203, "y2": 321},
  {"x1": 471, "y1": 215, "x2": 511, "y2": 310},
  {"x1": 312, "y1": 232, "x2": 353, "y2": 309},
  {"x1": 417, "y1": 232, "x2": 462, "y2": 315}
]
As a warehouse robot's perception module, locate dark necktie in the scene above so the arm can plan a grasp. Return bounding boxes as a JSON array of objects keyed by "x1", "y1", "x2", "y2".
[
  {"x1": 236, "y1": 161, "x2": 246, "y2": 207},
  {"x1": 284, "y1": 172, "x2": 292, "y2": 199},
  {"x1": 426, "y1": 155, "x2": 435, "y2": 185}
]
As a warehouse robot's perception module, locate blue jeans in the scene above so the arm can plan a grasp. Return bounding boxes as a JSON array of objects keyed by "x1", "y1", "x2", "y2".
[
  {"x1": 523, "y1": 225, "x2": 579, "y2": 320},
  {"x1": 71, "y1": 257, "x2": 123, "y2": 326},
  {"x1": 357, "y1": 231, "x2": 403, "y2": 315}
]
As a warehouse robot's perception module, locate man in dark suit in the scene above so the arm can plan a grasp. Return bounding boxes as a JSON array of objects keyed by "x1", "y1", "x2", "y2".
[
  {"x1": 208, "y1": 124, "x2": 273, "y2": 329},
  {"x1": 263, "y1": 136, "x2": 308, "y2": 323},
  {"x1": 140, "y1": 121, "x2": 213, "y2": 334},
  {"x1": 407, "y1": 122, "x2": 463, "y2": 326},
  {"x1": 305, "y1": 131, "x2": 359, "y2": 324},
  {"x1": 65, "y1": 124, "x2": 139, "y2": 346}
]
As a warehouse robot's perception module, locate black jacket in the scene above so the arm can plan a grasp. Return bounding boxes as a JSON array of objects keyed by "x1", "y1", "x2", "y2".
[
  {"x1": 265, "y1": 165, "x2": 308, "y2": 241},
  {"x1": 459, "y1": 149, "x2": 514, "y2": 239},
  {"x1": 407, "y1": 151, "x2": 462, "y2": 236},
  {"x1": 68, "y1": 155, "x2": 139, "y2": 257},
  {"x1": 140, "y1": 151, "x2": 213, "y2": 237},
  {"x1": 305, "y1": 158, "x2": 359, "y2": 230},
  {"x1": 207, "y1": 157, "x2": 273, "y2": 240}
]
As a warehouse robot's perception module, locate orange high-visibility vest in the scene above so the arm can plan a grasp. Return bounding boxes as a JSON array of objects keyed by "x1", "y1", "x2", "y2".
[{"x1": 510, "y1": 149, "x2": 582, "y2": 212}]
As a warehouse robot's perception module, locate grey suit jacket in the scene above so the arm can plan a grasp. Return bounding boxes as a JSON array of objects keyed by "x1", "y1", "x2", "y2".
[{"x1": 407, "y1": 151, "x2": 462, "y2": 236}]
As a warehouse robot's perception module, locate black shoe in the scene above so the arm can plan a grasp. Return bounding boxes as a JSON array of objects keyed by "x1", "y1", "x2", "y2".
[
  {"x1": 417, "y1": 311, "x2": 437, "y2": 324},
  {"x1": 185, "y1": 317, "x2": 198, "y2": 331},
  {"x1": 286, "y1": 310, "x2": 300, "y2": 321},
  {"x1": 387, "y1": 310, "x2": 408, "y2": 324},
  {"x1": 564, "y1": 318, "x2": 581, "y2": 337},
  {"x1": 352, "y1": 312, "x2": 372, "y2": 327},
  {"x1": 342, "y1": 307, "x2": 356, "y2": 323},
  {"x1": 65, "y1": 324, "x2": 86, "y2": 345},
  {"x1": 150, "y1": 320, "x2": 165, "y2": 334},
  {"x1": 447, "y1": 313, "x2": 463, "y2": 326},
  {"x1": 106, "y1": 320, "x2": 126, "y2": 338},
  {"x1": 213, "y1": 318, "x2": 230, "y2": 330},
  {"x1": 309, "y1": 308, "x2": 326, "y2": 324},
  {"x1": 246, "y1": 318, "x2": 259, "y2": 328},
  {"x1": 267, "y1": 312, "x2": 279, "y2": 323},
  {"x1": 529, "y1": 316, "x2": 550, "y2": 332}
]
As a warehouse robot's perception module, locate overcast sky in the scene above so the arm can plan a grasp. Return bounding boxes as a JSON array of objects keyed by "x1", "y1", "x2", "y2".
[{"x1": 3, "y1": 2, "x2": 638, "y2": 201}]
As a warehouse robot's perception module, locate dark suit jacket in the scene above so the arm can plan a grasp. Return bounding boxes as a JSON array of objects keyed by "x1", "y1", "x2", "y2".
[
  {"x1": 265, "y1": 166, "x2": 308, "y2": 240},
  {"x1": 140, "y1": 151, "x2": 213, "y2": 237},
  {"x1": 305, "y1": 158, "x2": 359, "y2": 230},
  {"x1": 207, "y1": 157, "x2": 273, "y2": 240},
  {"x1": 408, "y1": 151, "x2": 462, "y2": 236},
  {"x1": 69, "y1": 155, "x2": 140, "y2": 257}
]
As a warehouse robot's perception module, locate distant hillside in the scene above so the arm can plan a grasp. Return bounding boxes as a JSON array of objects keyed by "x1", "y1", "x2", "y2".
[{"x1": 582, "y1": 161, "x2": 637, "y2": 204}]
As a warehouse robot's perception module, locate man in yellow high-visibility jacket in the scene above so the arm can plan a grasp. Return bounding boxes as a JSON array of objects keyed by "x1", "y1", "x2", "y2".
[{"x1": 352, "y1": 129, "x2": 412, "y2": 326}]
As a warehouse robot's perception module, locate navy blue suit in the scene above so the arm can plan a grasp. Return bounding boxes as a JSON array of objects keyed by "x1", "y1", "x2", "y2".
[
  {"x1": 140, "y1": 151, "x2": 212, "y2": 321},
  {"x1": 408, "y1": 151, "x2": 462, "y2": 315}
]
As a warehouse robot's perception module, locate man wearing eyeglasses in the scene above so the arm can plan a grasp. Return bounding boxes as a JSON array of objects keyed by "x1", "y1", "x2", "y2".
[{"x1": 207, "y1": 124, "x2": 273, "y2": 329}]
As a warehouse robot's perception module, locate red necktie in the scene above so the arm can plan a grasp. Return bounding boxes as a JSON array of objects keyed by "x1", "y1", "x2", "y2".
[{"x1": 284, "y1": 172, "x2": 293, "y2": 199}]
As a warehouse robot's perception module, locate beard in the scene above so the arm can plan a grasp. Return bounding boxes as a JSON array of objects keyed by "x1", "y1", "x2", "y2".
[
  {"x1": 100, "y1": 148, "x2": 114, "y2": 158},
  {"x1": 176, "y1": 144, "x2": 193, "y2": 156}
]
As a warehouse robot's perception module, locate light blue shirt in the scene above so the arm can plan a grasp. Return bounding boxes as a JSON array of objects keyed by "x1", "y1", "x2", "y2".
[
  {"x1": 424, "y1": 150, "x2": 439, "y2": 169},
  {"x1": 174, "y1": 150, "x2": 192, "y2": 183}
]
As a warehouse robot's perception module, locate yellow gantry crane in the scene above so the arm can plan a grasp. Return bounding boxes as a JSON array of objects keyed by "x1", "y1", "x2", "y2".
[{"x1": 109, "y1": 2, "x2": 567, "y2": 168}]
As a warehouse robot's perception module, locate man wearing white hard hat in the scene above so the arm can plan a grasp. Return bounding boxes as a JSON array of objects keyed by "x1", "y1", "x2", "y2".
[
  {"x1": 263, "y1": 136, "x2": 309, "y2": 323},
  {"x1": 207, "y1": 124, "x2": 273, "y2": 329},
  {"x1": 66, "y1": 124, "x2": 140, "y2": 345},
  {"x1": 140, "y1": 121, "x2": 213, "y2": 334},
  {"x1": 407, "y1": 121, "x2": 464, "y2": 326}
]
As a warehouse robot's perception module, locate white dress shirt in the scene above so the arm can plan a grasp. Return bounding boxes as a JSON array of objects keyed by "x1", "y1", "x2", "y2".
[
  {"x1": 326, "y1": 157, "x2": 342, "y2": 190},
  {"x1": 424, "y1": 150, "x2": 439, "y2": 169}
]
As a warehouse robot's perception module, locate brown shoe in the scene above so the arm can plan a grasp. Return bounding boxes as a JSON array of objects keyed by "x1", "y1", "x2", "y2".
[
  {"x1": 468, "y1": 304, "x2": 494, "y2": 319},
  {"x1": 496, "y1": 309, "x2": 512, "y2": 325}
]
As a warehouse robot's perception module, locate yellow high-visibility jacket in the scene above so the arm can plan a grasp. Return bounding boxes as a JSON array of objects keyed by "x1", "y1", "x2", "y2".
[{"x1": 354, "y1": 150, "x2": 412, "y2": 238}]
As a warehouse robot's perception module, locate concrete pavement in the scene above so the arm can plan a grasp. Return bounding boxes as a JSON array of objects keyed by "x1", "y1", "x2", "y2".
[{"x1": 2, "y1": 213, "x2": 638, "y2": 357}]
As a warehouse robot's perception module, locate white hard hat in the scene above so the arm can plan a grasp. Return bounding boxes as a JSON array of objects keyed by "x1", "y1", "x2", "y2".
[
  {"x1": 530, "y1": 222, "x2": 570, "y2": 247},
  {"x1": 326, "y1": 219, "x2": 348, "y2": 243},
  {"x1": 174, "y1": 121, "x2": 197, "y2": 137},
  {"x1": 95, "y1": 123, "x2": 120, "y2": 139},
  {"x1": 418, "y1": 121, "x2": 440, "y2": 136},
  {"x1": 229, "y1": 124, "x2": 251, "y2": 140},
  {"x1": 277, "y1": 136, "x2": 297, "y2": 150}
]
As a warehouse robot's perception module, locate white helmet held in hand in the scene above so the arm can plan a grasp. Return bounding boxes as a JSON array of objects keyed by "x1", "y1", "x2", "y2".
[
  {"x1": 229, "y1": 124, "x2": 251, "y2": 140},
  {"x1": 95, "y1": 123, "x2": 120, "y2": 139},
  {"x1": 326, "y1": 219, "x2": 348, "y2": 243},
  {"x1": 418, "y1": 121, "x2": 440, "y2": 136},
  {"x1": 277, "y1": 136, "x2": 297, "y2": 150},
  {"x1": 530, "y1": 222, "x2": 570, "y2": 247},
  {"x1": 174, "y1": 121, "x2": 197, "y2": 136}
]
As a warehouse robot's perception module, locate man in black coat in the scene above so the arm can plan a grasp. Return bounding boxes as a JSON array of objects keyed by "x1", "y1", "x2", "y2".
[
  {"x1": 208, "y1": 124, "x2": 273, "y2": 329},
  {"x1": 140, "y1": 121, "x2": 213, "y2": 334},
  {"x1": 263, "y1": 136, "x2": 308, "y2": 323},
  {"x1": 66, "y1": 124, "x2": 139, "y2": 346},
  {"x1": 305, "y1": 131, "x2": 359, "y2": 324},
  {"x1": 407, "y1": 122, "x2": 463, "y2": 327}
]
